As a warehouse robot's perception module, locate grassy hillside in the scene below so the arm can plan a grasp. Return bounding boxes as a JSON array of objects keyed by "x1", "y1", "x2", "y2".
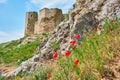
[
  {"x1": 0, "y1": 18, "x2": 120, "y2": 80},
  {"x1": 12, "y1": 18, "x2": 120, "y2": 80},
  {"x1": 0, "y1": 38, "x2": 40, "y2": 66}
]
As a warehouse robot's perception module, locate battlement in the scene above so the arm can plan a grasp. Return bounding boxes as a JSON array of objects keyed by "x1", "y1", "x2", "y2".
[{"x1": 39, "y1": 8, "x2": 63, "y2": 19}]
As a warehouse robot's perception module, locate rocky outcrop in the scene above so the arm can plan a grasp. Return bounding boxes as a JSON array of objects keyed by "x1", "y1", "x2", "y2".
[
  {"x1": 38, "y1": 0, "x2": 120, "y2": 59},
  {"x1": 74, "y1": 0, "x2": 120, "y2": 20},
  {"x1": 1, "y1": 0, "x2": 120, "y2": 78},
  {"x1": 38, "y1": 11, "x2": 99, "y2": 59},
  {"x1": 25, "y1": 8, "x2": 64, "y2": 36}
]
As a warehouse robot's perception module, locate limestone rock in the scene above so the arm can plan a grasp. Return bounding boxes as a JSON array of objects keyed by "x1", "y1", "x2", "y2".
[
  {"x1": 2, "y1": 0, "x2": 120, "y2": 78},
  {"x1": 74, "y1": 0, "x2": 120, "y2": 20}
]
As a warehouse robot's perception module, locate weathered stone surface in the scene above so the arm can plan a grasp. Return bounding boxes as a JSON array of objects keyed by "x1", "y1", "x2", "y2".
[
  {"x1": 38, "y1": 11, "x2": 98, "y2": 59},
  {"x1": 71, "y1": 12, "x2": 99, "y2": 38},
  {"x1": 25, "y1": 8, "x2": 64, "y2": 36},
  {"x1": 74, "y1": 0, "x2": 120, "y2": 20},
  {"x1": 34, "y1": 8, "x2": 64, "y2": 34},
  {"x1": 2, "y1": 0, "x2": 120, "y2": 78},
  {"x1": 25, "y1": 12, "x2": 38, "y2": 36},
  {"x1": 38, "y1": 21, "x2": 71, "y2": 59}
]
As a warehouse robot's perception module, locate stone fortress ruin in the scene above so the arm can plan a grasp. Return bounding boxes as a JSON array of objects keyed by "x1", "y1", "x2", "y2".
[{"x1": 24, "y1": 8, "x2": 64, "y2": 36}]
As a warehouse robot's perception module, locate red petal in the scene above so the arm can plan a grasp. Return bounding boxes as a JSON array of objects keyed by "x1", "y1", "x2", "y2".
[
  {"x1": 74, "y1": 58, "x2": 79, "y2": 64},
  {"x1": 53, "y1": 53, "x2": 58, "y2": 59},
  {"x1": 88, "y1": 34, "x2": 91, "y2": 38},
  {"x1": 110, "y1": 19, "x2": 115, "y2": 23},
  {"x1": 94, "y1": 29, "x2": 98, "y2": 33},
  {"x1": 64, "y1": 51, "x2": 71, "y2": 57},
  {"x1": 70, "y1": 40, "x2": 76, "y2": 45},
  {"x1": 75, "y1": 34, "x2": 81, "y2": 39},
  {"x1": 47, "y1": 74, "x2": 52, "y2": 79}
]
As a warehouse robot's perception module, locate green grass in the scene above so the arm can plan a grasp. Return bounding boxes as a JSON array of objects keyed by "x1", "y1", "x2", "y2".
[
  {"x1": 2, "y1": 18, "x2": 120, "y2": 80},
  {"x1": 64, "y1": 14, "x2": 69, "y2": 22},
  {"x1": 14, "y1": 65, "x2": 51, "y2": 80},
  {"x1": 0, "y1": 77, "x2": 6, "y2": 80},
  {"x1": 51, "y1": 42, "x2": 60, "y2": 51},
  {"x1": 0, "y1": 39, "x2": 40, "y2": 65},
  {"x1": 50, "y1": 18, "x2": 120, "y2": 80}
]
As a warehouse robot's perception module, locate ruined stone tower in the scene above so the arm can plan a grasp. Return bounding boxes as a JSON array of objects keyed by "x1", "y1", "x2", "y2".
[
  {"x1": 34, "y1": 8, "x2": 64, "y2": 34},
  {"x1": 24, "y1": 8, "x2": 64, "y2": 36},
  {"x1": 25, "y1": 12, "x2": 38, "y2": 36}
]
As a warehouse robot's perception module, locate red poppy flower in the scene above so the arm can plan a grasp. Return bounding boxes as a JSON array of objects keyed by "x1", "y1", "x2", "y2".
[
  {"x1": 88, "y1": 34, "x2": 91, "y2": 38},
  {"x1": 81, "y1": 71, "x2": 85, "y2": 75},
  {"x1": 110, "y1": 19, "x2": 115, "y2": 23},
  {"x1": 74, "y1": 58, "x2": 79, "y2": 65},
  {"x1": 70, "y1": 40, "x2": 76, "y2": 45},
  {"x1": 53, "y1": 52, "x2": 58, "y2": 59},
  {"x1": 94, "y1": 29, "x2": 98, "y2": 33},
  {"x1": 74, "y1": 58, "x2": 79, "y2": 68},
  {"x1": 47, "y1": 74, "x2": 51, "y2": 79},
  {"x1": 64, "y1": 51, "x2": 71, "y2": 57},
  {"x1": 75, "y1": 34, "x2": 81, "y2": 39}
]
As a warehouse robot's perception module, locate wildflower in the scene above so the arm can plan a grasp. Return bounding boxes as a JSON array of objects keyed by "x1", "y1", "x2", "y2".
[
  {"x1": 81, "y1": 71, "x2": 85, "y2": 75},
  {"x1": 74, "y1": 58, "x2": 79, "y2": 68},
  {"x1": 88, "y1": 34, "x2": 91, "y2": 37},
  {"x1": 53, "y1": 52, "x2": 58, "y2": 59},
  {"x1": 75, "y1": 34, "x2": 81, "y2": 39},
  {"x1": 94, "y1": 29, "x2": 98, "y2": 33},
  {"x1": 47, "y1": 74, "x2": 51, "y2": 79},
  {"x1": 110, "y1": 19, "x2": 115, "y2": 23},
  {"x1": 70, "y1": 40, "x2": 76, "y2": 45},
  {"x1": 64, "y1": 51, "x2": 71, "y2": 57},
  {"x1": 74, "y1": 58, "x2": 79, "y2": 65}
]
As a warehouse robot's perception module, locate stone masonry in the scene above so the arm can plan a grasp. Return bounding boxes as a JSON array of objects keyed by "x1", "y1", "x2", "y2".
[
  {"x1": 25, "y1": 12, "x2": 38, "y2": 36},
  {"x1": 25, "y1": 8, "x2": 64, "y2": 36}
]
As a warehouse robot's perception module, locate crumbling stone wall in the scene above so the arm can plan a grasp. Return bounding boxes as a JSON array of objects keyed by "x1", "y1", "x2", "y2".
[
  {"x1": 24, "y1": 8, "x2": 64, "y2": 36},
  {"x1": 25, "y1": 12, "x2": 38, "y2": 36},
  {"x1": 34, "y1": 8, "x2": 64, "y2": 34}
]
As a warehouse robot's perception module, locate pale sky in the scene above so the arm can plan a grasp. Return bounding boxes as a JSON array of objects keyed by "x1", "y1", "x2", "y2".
[{"x1": 0, "y1": 0, "x2": 76, "y2": 43}]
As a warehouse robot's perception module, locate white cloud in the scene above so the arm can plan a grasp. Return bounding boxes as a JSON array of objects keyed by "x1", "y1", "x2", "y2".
[
  {"x1": 26, "y1": 0, "x2": 76, "y2": 13},
  {"x1": 0, "y1": 0, "x2": 7, "y2": 4},
  {"x1": 0, "y1": 31, "x2": 24, "y2": 43},
  {"x1": 25, "y1": 2, "x2": 32, "y2": 11},
  {"x1": 0, "y1": 31, "x2": 9, "y2": 36}
]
